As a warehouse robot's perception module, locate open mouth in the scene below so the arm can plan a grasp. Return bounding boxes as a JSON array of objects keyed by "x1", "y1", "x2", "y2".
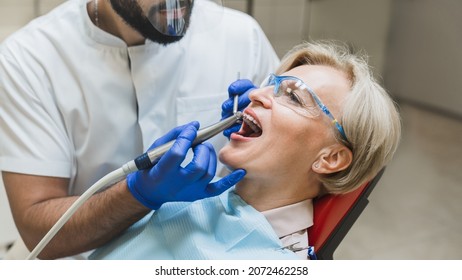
[{"x1": 237, "y1": 113, "x2": 262, "y2": 138}]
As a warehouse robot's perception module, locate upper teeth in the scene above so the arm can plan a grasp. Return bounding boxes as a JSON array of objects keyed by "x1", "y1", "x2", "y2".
[{"x1": 243, "y1": 113, "x2": 262, "y2": 133}]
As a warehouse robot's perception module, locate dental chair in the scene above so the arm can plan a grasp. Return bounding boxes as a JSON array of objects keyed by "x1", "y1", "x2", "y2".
[{"x1": 307, "y1": 167, "x2": 386, "y2": 259}]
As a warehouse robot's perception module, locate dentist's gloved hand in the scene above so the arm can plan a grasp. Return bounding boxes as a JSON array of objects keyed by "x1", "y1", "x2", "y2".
[
  {"x1": 221, "y1": 79, "x2": 257, "y2": 138},
  {"x1": 127, "y1": 122, "x2": 246, "y2": 210}
]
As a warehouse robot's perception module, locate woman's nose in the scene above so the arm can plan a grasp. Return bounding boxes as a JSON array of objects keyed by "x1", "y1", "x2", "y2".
[{"x1": 248, "y1": 86, "x2": 274, "y2": 109}]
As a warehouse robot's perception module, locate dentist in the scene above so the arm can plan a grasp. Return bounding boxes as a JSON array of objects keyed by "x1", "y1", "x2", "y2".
[{"x1": 0, "y1": 0, "x2": 278, "y2": 259}]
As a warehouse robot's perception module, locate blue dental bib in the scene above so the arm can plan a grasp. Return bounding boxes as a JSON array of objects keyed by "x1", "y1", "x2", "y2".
[{"x1": 90, "y1": 189, "x2": 298, "y2": 260}]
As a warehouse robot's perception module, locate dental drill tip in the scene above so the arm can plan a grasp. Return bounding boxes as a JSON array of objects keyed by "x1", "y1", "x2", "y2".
[
  {"x1": 235, "y1": 111, "x2": 243, "y2": 123},
  {"x1": 235, "y1": 111, "x2": 243, "y2": 119}
]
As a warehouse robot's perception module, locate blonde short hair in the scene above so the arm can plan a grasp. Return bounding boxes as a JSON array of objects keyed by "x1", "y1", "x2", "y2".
[{"x1": 276, "y1": 41, "x2": 401, "y2": 194}]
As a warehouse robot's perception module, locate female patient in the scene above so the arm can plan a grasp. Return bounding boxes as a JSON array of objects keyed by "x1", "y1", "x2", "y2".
[{"x1": 90, "y1": 41, "x2": 401, "y2": 260}]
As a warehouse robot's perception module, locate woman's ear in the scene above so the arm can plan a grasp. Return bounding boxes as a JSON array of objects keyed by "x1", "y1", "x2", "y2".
[{"x1": 312, "y1": 144, "x2": 353, "y2": 174}]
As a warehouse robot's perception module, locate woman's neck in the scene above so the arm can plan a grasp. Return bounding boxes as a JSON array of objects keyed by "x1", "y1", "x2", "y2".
[{"x1": 235, "y1": 176, "x2": 320, "y2": 212}]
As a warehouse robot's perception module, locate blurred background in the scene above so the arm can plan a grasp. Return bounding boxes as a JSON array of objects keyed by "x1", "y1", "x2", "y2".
[{"x1": 1, "y1": 0, "x2": 461, "y2": 259}]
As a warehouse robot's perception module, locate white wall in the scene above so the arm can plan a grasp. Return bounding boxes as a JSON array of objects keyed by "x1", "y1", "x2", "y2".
[
  {"x1": 252, "y1": 0, "x2": 308, "y2": 59},
  {"x1": 225, "y1": 0, "x2": 309, "y2": 59},
  {"x1": 385, "y1": 0, "x2": 462, "y2": 116},
  {"x1": 228, "y1": 0, "x2": 392, "y2": 79},
  {"x1": 0, "y1": 0, "x2": 65, "y2": 41},
  {"x1": 307, "y1": 0, "x2": 392, "y2": 80},
  {"x1": 0, "y1": 0, "x2": 34, "y2": 41}
]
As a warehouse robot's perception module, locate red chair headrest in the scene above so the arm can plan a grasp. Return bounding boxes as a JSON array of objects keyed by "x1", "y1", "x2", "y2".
[{"x1": 307, "y1": 181, "x2": 371, "y2": 250}]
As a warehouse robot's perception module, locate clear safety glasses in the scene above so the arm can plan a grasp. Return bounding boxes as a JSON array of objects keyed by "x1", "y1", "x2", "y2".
[
  {"x1": 264, "y1": 74, "x2": 348, "y2": 142},
  {"x1": 144, "y1": 0, "x2": 223, "y2": 36}
]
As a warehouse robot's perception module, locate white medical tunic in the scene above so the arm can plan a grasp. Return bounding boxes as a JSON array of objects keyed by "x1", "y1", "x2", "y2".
[{"x1": 0, "y1": 0, "x2": 279, "y2": 196}]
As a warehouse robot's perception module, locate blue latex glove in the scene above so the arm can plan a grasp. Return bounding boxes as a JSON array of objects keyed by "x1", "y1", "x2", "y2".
[
  {"x1": 221, "y1": 79, "x2": 257, "y2": 138},
  {"x1": 127, "y1": 122, "x2": 246, "y2": 210}
]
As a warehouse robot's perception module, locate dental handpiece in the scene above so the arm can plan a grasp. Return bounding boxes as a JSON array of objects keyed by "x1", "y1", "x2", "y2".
[
  {"x1": 122, "y1": 112, "x2": 243, "y2": 174},
  {"x1": 27, "y1": 111, "x2": 243, "y2": 260}
]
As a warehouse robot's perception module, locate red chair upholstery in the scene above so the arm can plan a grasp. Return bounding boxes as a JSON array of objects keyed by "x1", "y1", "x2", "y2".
[{"x1": 307, "y1": 167, "x2": 386, "y2": 259}]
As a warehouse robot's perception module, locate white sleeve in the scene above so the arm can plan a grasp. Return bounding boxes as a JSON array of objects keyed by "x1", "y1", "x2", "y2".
[{"x1": 0, "y1": 51, "x2": 72, "y2": 178}]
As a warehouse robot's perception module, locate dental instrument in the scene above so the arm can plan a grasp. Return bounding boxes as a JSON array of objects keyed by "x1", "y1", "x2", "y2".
[
  {"x1": 26, "y1": 111, "x2": 243, "y2": 260},
  {"x1": 123, "y1": 111, "x2": 243, "y2": 173},
  {"x1": 233, "y1": 72, "x2": 240, "y2": 114}
]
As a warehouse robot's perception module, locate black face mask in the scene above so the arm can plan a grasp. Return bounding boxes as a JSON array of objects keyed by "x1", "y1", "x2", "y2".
[{"x1": 109, "y1": 0, "x2": 194, "y2": 45}]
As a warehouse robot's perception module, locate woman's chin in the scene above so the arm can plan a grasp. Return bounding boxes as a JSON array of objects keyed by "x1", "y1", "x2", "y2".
[
  {"x1": 218, "y1": 146, "x2": 232, "y2": 163},
  {"x1": 218, "y1": 150, "x2": 240, "y2": 171}
]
